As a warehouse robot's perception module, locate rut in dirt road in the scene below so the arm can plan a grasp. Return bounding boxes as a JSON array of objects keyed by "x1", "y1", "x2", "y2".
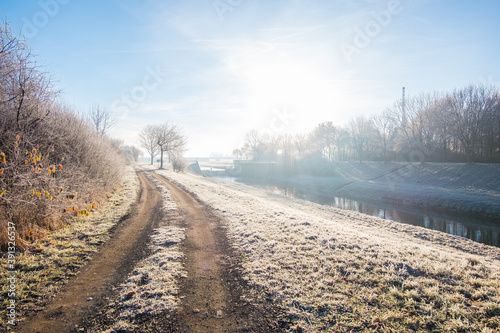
[
  {"x1": 150, "y1": 171, "x2": 282, "y2": 332},
  {"x1": 17, "y1": 171, "x2": 162, "y2": 333}
]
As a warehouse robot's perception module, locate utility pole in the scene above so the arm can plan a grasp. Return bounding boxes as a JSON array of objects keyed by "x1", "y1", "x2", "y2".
[{"x1": 402, "y1": 86, "x2": 406, "y2": 125}]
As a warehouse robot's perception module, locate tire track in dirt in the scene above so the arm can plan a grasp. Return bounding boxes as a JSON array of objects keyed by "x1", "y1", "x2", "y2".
[
  {"x1": 150, "y1": 171, "x2": 282, "y2": 332},
  {"x1": 17, "y1": 171, "x2": 162, "y2": 333}
]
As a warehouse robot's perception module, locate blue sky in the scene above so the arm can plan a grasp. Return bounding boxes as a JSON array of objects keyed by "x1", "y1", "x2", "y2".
[{"x1": 2, "y1": 0, "x2": 499, "y2": 156}]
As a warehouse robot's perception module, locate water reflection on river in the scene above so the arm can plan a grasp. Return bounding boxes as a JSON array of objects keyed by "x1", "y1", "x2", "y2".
[{"x1": 218, "y1": 177, "x2": 500, "y2": 247}]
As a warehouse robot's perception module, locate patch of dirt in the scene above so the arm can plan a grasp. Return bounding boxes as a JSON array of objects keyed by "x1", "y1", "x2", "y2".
[{"x1": 16, "y1": 171, "x2": 163, "y2": 333}]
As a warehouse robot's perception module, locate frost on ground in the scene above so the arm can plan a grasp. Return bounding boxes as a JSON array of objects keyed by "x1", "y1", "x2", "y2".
[
  {"x1": 111, "y1": 227, "x2": 185, "y2": 319},
  {"x1": 155, "y1": 168, "x2": 500, "y2": 332},
  {"x1": 0, "y1": 167, "x2": 139, "y2": 329},
  {"x1": 97, "y1": 172, "x2": 186, "y2": 333}
]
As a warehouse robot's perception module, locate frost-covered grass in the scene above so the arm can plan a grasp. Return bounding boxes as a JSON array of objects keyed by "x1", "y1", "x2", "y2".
[
  {"x1": 155, "y1": 167, "x2": 500, "y2": 332},
  {"x1": 111, "y1": 227, "x2": 185, "y2": 320},
  {"x1": 96, "y1": 171, "x2": 185, "y2": 333},
  {"x1": 0, "y1": 167, "x2": 139, "y2": 329}
]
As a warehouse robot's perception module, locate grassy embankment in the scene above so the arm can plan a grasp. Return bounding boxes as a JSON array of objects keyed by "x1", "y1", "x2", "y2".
[{"x1": 158, "y1": 166, "x2": 500, "y2": 332}]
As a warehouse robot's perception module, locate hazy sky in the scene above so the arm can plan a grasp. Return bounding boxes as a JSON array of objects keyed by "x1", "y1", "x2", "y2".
[{"x1": 2, "y1": 0, "x2": 499, "y2": 157}]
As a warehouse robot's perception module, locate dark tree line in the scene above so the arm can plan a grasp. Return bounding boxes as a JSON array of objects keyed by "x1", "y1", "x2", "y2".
[{"x1": 234, "y1": 84, "x2": 500, "y2": 166}]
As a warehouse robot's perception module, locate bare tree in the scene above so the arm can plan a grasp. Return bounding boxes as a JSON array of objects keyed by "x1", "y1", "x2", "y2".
[
  {"x1": 481, "y1": 95, "x2": 500, "y2": 161},
  {"x1": 347, "y1": 116, "x2": 374, "y2": 162},
  {"x1": 88, "y1": 103, "x2": 116, "y2": 136},
  {"x1": 309, "y1": 122, "x2": 338, "y2": 161},
  {"x1": 442, "y1": 85, "x2": 498, "y2": 163},
  {"x1": 278, "y1": 133, "x2": 295, "y2": 171},
  {"x1": 0, "y1": 21, "x2": 56, "y2": 134},
  {"x1": 293, "y1": 133, "x2": 307, "y2": 159},
  {"x1": 232, "y1": 148, "x2": 243, "y2": 160},
  {"x1": 372, "y1": 110, "x2": 396, "y2": 162},
  {"x1": 155, "y1": 122, "x2": 187, "y2": 169},
  {"x1": 244, "y1": 130, "x2": 262, "y2": 161},
  {"x1": 262, "y1": 134, "x2": 280, "y2": 161},
  {"x1": 139, "y1": 124, "x2": 159, "y2": 165}
]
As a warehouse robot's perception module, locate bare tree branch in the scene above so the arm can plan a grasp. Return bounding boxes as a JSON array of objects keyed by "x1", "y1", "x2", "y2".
[
  {"x1": 138, "y1": 124, "x2": 160, "y2": 165},
  {"x1": 88, "y1": 103, "x2": 116, "y2": 136}
]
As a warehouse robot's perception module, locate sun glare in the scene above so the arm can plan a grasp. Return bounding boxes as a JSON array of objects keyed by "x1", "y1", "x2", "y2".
[{"x1": 241, "y1": 59, "x2": 347, "y2": 131}]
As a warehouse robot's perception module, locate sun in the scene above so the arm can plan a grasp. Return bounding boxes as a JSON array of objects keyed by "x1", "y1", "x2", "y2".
[
  {"x1": 246, "y1": 60, "x2": 322, "y2": 103},
  {"x1": 240, "y1": 59, "x2": 348, "y2": 131}
]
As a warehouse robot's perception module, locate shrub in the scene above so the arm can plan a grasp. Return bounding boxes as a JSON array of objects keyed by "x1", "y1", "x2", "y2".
[
  {"x1": 171, "y1": 153, "x2": 187, "y2": 173},
  {"x1": 0, "y1": 21, "x2": 124, "y2": 250}
]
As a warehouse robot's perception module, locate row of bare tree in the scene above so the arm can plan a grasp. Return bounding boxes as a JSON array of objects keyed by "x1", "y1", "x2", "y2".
[
  {"x1": 235, "y1": 84, "x2": 500, "y2": 165},
  {"x1": 0, "y1": 22, "x2": 125, "y2": 247},
  {"x1": 138, "y1": 122, "x2": 187, "y2": 171}
]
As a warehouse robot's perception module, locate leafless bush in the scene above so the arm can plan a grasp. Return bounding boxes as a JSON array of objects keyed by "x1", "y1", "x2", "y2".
[
  {"x1": 171, "y1": 153, "x2": 187, "y2": 173},
  {"x1": 123, "y1": 145, "x2": 141, "y2": 165},
  {"x1": 0, "y1": 22, "x2": 124, "y2": 250}
]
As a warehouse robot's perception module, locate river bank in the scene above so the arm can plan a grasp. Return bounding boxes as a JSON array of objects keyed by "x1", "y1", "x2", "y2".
[
  {"x1": 156, "y1": 166, "x2": 500, "y2": 332},
  {"x1": 263, "y1": 162, "x2": 500, "y2": 219}
]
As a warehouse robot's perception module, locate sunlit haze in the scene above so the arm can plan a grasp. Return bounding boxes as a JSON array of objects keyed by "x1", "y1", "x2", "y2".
[{"x1": 2, "y1": 0, "x2": 499, "y2": 156}]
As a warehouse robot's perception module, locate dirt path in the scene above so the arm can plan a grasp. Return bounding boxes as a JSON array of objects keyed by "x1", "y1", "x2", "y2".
[
  {"x1": 150, "y1": 172, "x2": 281, "y2": 332},
  {"x1": 17, "y1": 171, "x2": 163, "y2": 333},
  {"x1": 16, "y1": 169, "x2": 282, "y2": 332},
  {"x1": 160, "y1": 175, "x2": 232, "y2": 330}
]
